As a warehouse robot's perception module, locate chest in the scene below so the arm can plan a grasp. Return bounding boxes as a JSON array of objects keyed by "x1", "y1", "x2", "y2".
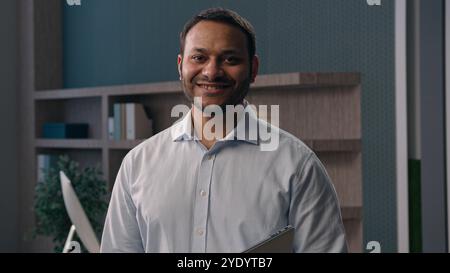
[{"x1": 131, "y1": 157, "x2": 291, "y2": 228}]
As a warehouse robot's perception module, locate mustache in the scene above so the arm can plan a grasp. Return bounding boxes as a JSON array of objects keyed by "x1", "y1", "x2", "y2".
[{"x1": 193, "y1": 77, "x2": 232, "y2": 85}]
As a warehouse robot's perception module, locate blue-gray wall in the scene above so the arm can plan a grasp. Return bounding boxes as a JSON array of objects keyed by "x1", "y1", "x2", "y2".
[
  {"x1": 0, "y1": 0, "x2": 18, "y2": 252},
  {"x1": 63, "y1": 0, "x2": 397, "y2": 251}
]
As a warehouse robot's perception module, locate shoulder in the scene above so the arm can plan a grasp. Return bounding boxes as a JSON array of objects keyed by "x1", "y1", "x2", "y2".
[
  {"x1": 124, "y1": 125, "x2": 174, "y2": 161},
  {"x1": 259, "y1": 118, "x2": 334, "y2": 183},
  {"x1": 260, "y1": 118, "x2": 314, "y2": 161}
]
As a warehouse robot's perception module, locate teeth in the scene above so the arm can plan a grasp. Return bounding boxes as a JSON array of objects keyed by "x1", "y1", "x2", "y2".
[{"x1": 199, "y1": 85, "x2": 228, "y2": 90}]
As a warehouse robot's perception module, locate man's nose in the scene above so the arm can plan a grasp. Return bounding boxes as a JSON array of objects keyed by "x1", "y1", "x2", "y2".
[{"x1": 202, "y1": 59, "x2": 224, "y2": 80}]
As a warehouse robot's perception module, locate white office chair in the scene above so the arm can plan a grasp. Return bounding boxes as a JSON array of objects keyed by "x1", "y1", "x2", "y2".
[{"x1": 60, "y1": 171, "x2": 100, "y2": 253}]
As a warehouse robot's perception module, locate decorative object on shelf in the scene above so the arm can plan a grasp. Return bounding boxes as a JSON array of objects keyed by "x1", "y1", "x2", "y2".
[
  {"x1": 43, "y1": 123, "x2": 89, "y2": 139},
  {"x1": 112, "y1": 103, "x2": 153, "y2": 140},
  {"x1": 32, "y1": 155, "x2": 108, "y2": 253},
  {"x1": 125, "y1": 103, "x2": 153, "y2": 140}
]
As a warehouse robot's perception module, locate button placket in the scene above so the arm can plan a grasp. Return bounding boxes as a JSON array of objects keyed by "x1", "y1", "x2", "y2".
[{"x1": 191, "y1": 153, "x2": 215, "y2": 252}]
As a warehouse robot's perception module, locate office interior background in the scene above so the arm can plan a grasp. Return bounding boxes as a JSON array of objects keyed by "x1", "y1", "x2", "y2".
[{"x1": 0, "y1": 0, "x2": 449, "y2": 253}]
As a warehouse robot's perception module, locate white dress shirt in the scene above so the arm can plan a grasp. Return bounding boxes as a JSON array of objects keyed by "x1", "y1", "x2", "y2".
[{"x1": 100, "y1": 104, "x2": 348, "y2": 253}]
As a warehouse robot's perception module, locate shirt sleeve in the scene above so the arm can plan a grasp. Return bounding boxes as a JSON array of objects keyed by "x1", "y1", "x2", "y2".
[
  {"x1": 100, "y1": 154, "x2": 145, "y2": 253},
  {"x1": 289, "y1": 152, "x2": 348, "y2": 253}
]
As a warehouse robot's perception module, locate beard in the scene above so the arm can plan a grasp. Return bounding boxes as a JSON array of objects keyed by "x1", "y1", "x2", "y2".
[{"x1": 179, "y1": 65, "x2": 252, "y2": 113}]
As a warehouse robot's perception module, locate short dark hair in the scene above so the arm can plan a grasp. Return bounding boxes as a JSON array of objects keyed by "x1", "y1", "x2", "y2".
[{"x1": 179, "y1": 7, "x2": 256, "y2": 58}]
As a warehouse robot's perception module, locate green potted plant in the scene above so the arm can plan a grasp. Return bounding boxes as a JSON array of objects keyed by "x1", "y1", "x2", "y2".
[{"x1": 33, "y1": 155, "x2": 109, "y2": 252}]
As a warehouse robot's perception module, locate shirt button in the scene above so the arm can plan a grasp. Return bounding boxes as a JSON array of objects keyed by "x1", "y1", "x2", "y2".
[
  {"x1": 196, "y1": 228, "x2": 204, "y2": 236},
  {"x1": 200, "y1": 190, "x2": 207, "y2": 197},
  {"x1": 207, "y1": 155, "x2": 213, "y2": 160}
]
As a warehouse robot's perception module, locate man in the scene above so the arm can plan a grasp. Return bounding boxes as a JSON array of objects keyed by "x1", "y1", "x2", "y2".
[{"x1": 100, "y1": 7, "x2": 347, "y2": 253}]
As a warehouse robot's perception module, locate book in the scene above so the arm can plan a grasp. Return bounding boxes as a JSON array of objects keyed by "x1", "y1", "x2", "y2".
[
  {"x1": 42, "y1": 123, "x2": 88, "y2": 139},
  {"x1": 37, "y1": 154, "x2": 46, "y2": 183},
  {"x1": 120, "y1": 104, "x2": 126, "y2": 140},
  {"x1": 36, "y1": 154, "x2": 58, "y2": 183},
  {"x1": 113, "y1": 104, "x2": 121, "y2": 140},
  {"x1": 108, "y1": 117, "x2": 114, "y2": 140},
  {"x1": 125, "y1": 103, "x2": 153, "y2": 140}
]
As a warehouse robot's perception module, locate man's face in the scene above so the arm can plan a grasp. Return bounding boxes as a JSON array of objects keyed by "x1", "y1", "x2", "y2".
[{"x1": 178, "y1": 20, "x2": 259, "y2": 110}]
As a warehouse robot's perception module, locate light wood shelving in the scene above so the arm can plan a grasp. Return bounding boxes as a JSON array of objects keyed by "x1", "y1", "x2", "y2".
[{"x1": 32, "y1": 72, "x2": 363, "y2": 252}]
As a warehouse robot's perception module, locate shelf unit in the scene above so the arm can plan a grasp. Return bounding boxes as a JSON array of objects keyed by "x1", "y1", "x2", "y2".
[
  {"x1": 35, "y1": 72, "x2": 363, "y2": 252},
  {"x1": 18, "y1": 1, "x2": 362, "y2": 252}
]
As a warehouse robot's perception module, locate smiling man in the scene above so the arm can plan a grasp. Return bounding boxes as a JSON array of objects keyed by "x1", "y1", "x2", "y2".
[
  {"x1": 177, "y1": 11, "x2": 259, "y2": 149},
  {"x1": 100, "y1": 7, "x2": 348, "y2": 253},
  {"x1": 178, "y1": 16, "x2": 257, "y2": 109}
]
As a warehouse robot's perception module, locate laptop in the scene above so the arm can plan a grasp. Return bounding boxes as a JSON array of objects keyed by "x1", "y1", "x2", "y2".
[{"x1": 243, "y1": 225, "x2": 295, "y2": 253}]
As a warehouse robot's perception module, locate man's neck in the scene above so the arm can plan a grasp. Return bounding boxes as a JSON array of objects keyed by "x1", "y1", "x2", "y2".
[{"x1": 191, "y1": 102, "x2": 245, "y2": 150}]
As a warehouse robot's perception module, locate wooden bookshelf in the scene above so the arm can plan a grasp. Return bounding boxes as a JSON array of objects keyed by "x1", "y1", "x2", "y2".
[
  {"x1": 341, "y1": 206, "x2": 363, "y2": 220},
  {"x1": 35, "y1": 138, "x2": 361, "y2": 152},
  {"x1": 33, "y1": 72, "x2": 360, "y2": 99},
  {"x1": 31, "y1": 72, "x2": 363, "y2": 252},
  {"x1": 303, "y1": 139, "x2": 361, "y2": 152},
  {"x1": 35, "y1": 139, "x2": 103, "y2": 149},
  {"x1": 108, "y1": 140, "x2": 146, "y2": 150}
]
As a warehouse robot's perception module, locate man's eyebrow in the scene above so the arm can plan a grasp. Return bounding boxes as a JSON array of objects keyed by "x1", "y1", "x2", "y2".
[
  {"x1": 221, "y1": 49, "x2": 244, "y2": 55},
  {"x1": 191, "y1": 48, "x2": 209, "y2": 54},
  {"x1": 190, "y1": 48, "x2": 244, "y2": 55}
]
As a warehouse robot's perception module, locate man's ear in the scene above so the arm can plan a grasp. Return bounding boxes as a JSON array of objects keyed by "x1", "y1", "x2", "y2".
[
  {"x1": 177, "y1": 54, "x2": 183, "y2": 80},
  {"x1": 250, "y1": 55, "x2": 259, "y2": 83}
]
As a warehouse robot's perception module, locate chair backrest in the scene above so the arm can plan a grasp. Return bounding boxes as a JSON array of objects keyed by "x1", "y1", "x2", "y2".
[{"x1": 60, "y1": 171, "x2": 100, "y2": 253}]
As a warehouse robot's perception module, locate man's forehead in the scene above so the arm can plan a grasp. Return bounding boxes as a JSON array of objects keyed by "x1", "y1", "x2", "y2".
[
  {"x1": 184, "y1": 21, "x2": 248, "y2": 53},
  {"x1": 190, "y1": 47, "x2": 244, "y2": 55}
]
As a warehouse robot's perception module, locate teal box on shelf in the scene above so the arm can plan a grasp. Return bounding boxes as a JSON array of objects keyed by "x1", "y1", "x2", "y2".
[{"x1": 43, "y1": 123, "x2": 89, "y2": 139}]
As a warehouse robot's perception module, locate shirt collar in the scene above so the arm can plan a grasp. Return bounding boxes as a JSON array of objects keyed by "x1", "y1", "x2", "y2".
[{"x1": 171, "y1": 101, "x2": 259, "y2": 145}]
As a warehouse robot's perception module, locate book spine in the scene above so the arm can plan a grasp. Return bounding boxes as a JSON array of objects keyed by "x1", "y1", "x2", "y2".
[
  {"x1": 44, "y1": 155, "x2": 51, "y2": 178},
  {"x1": 113, "y1": 104, "x2": 121, "y2": 140},
  {"x1": 126, "y1": 103, "x2": 135, "y2": 140},
  {"x1": 37, "y1": 154, "x2": 46, "y2": 183},
  {"x1": 121, "y1": 104, "x2": 126, "y2": 140},
  {"x1": 48, "y1": 155, "x2": 58, "y2": 170},
  {"x1": 108, "y1": 117, "x2": 114, "y2": 140}
]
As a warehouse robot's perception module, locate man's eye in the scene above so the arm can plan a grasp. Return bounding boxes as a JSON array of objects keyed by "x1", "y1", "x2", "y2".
[
  {"x1": 225, "y1": 57, "x2": 240, "y2": 64},
  {"x1": 191, "y1": 55, "x2": 206, "y2": 62}
]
